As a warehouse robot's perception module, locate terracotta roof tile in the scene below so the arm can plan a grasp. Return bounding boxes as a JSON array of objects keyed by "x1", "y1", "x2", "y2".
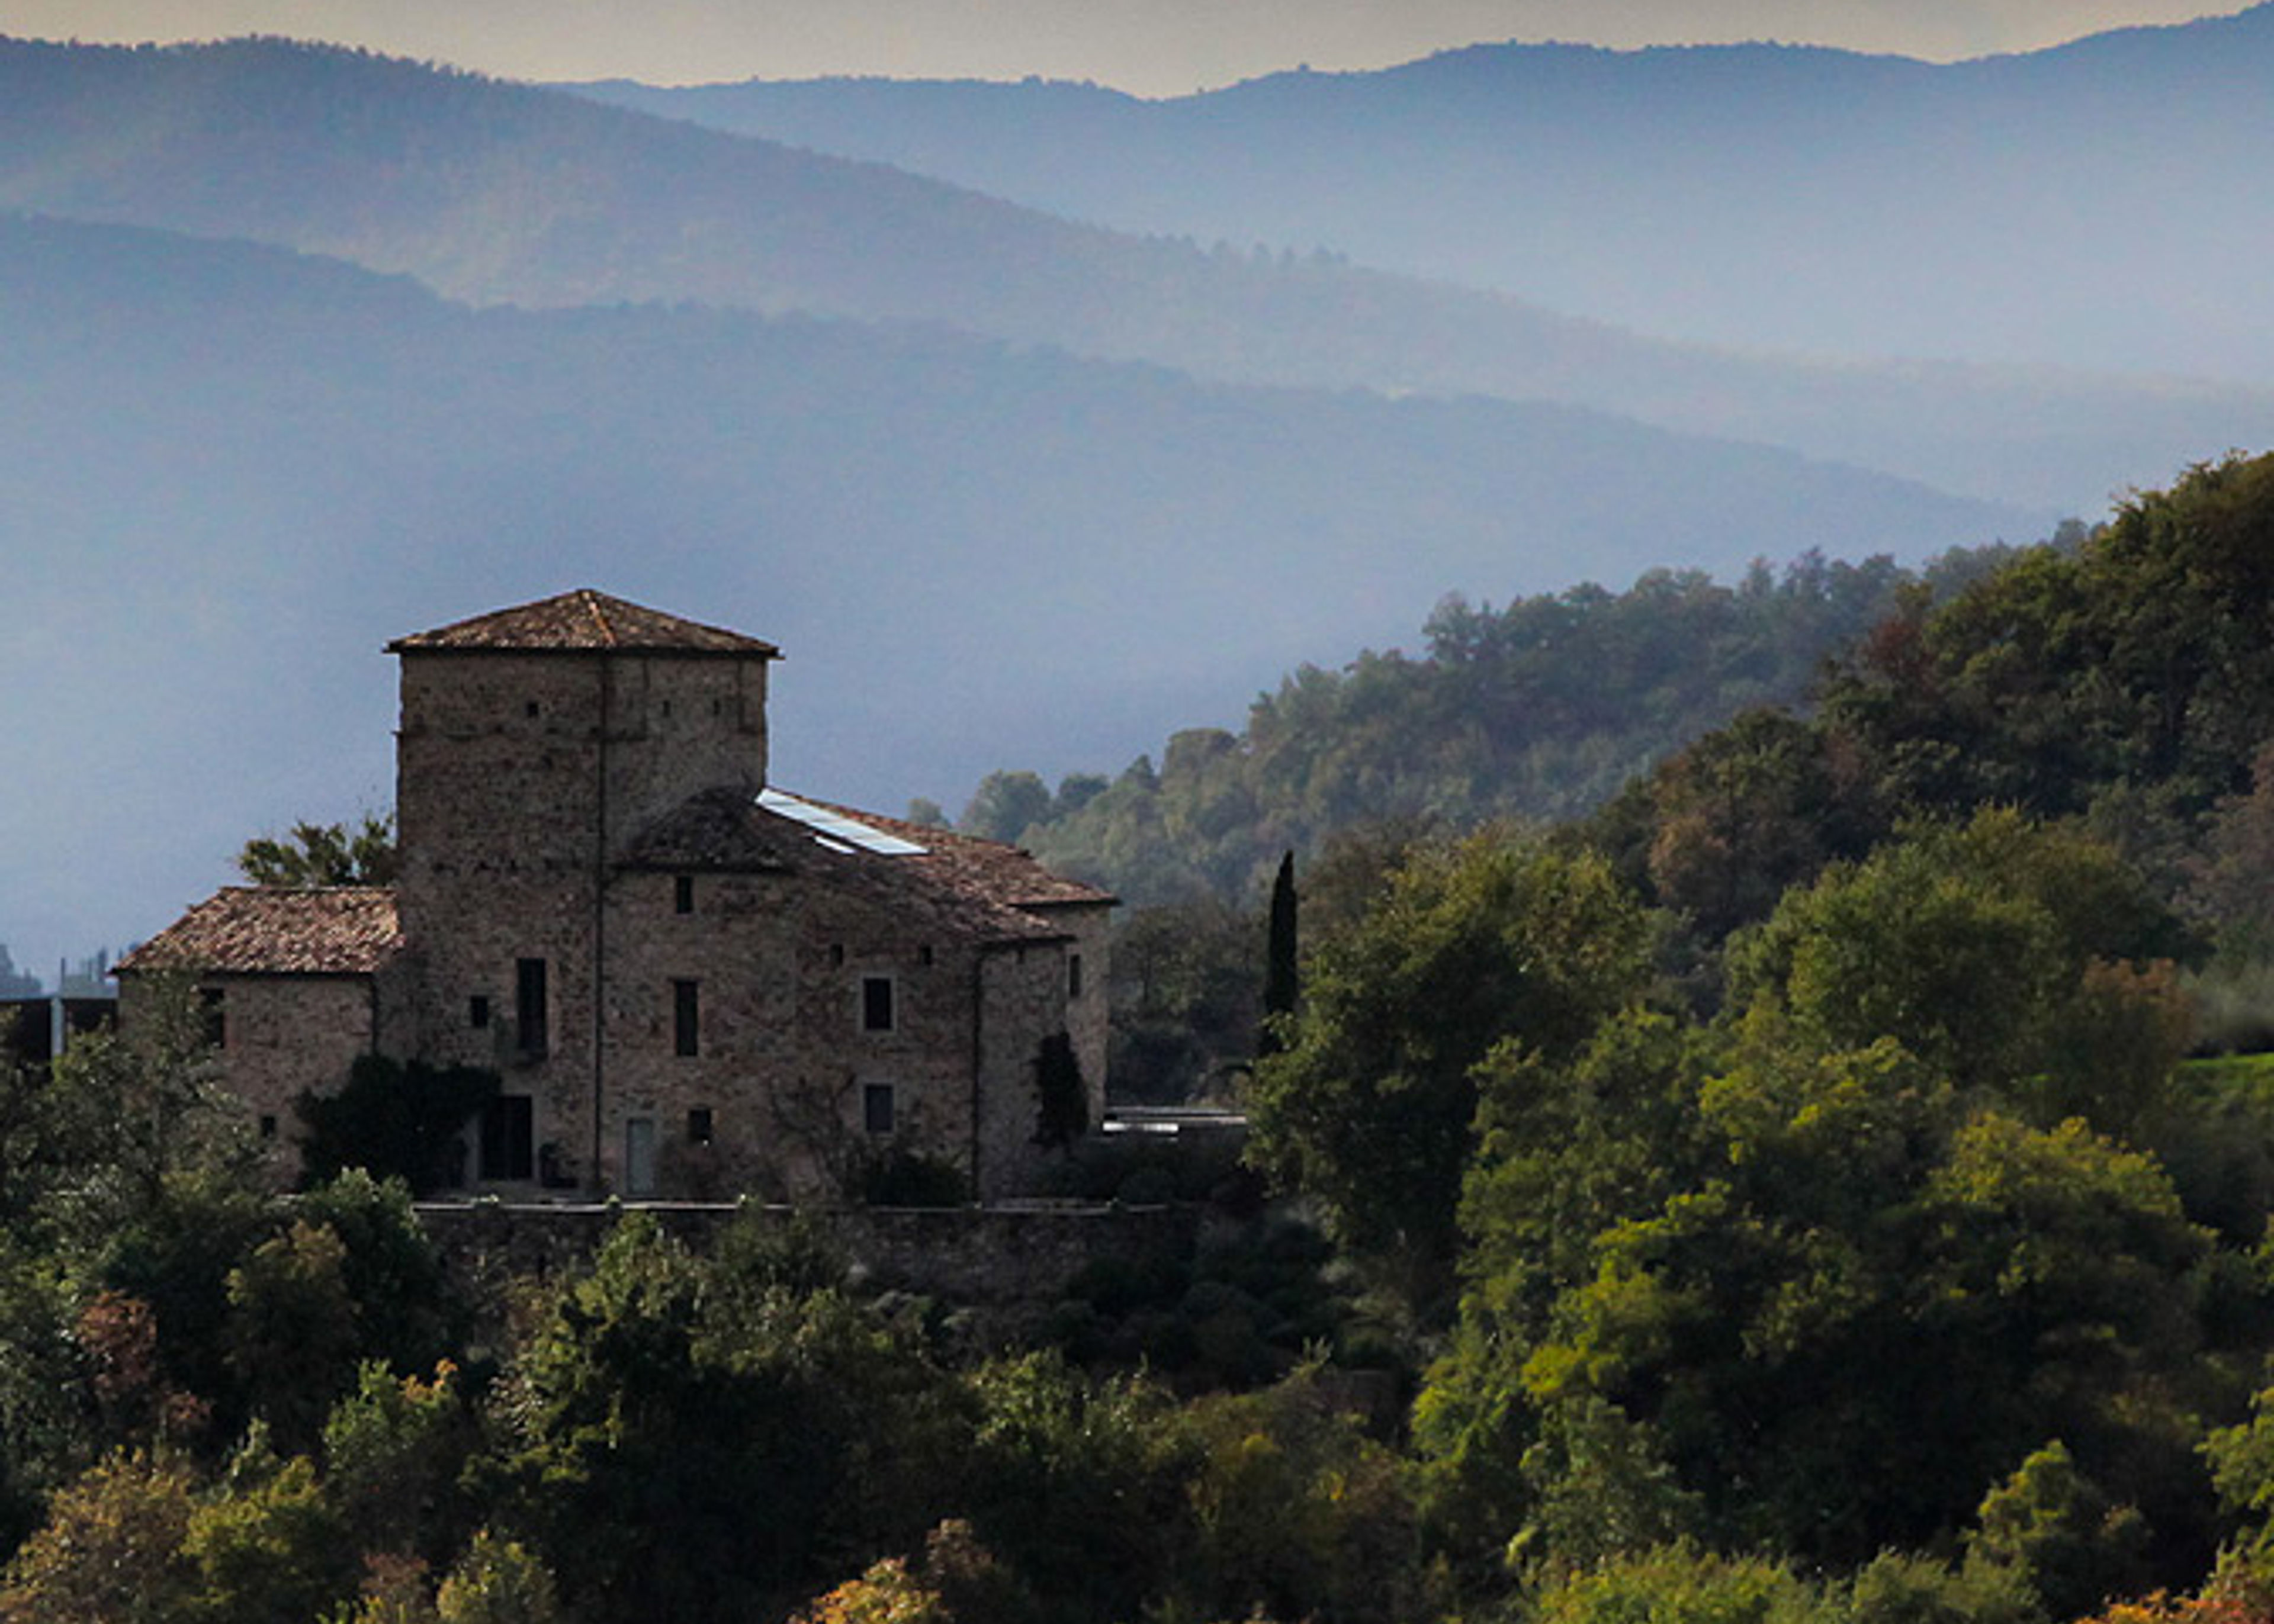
[
  {"x1": 796, "y1": 796, "x2": 1117, "y2": 909},
  {"x1": 617, "y1": 789, "x2": 1112, "y2": 944},
  {"x1": 387, "y1": 590, "x2": 780, "y2": 658},
  {"x1": 117, "y1": 887, "x2": 402, "y2": 977},
  {"x1": 618, "y1": 787, "x2": 805, "y2": 872}
]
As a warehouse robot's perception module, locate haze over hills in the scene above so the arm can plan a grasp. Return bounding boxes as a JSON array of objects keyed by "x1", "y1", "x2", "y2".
[
  {"x1": 2, "y1": 36, "x2": 2271, "y2": 512},
  {"x1": 4, "y1": 28, "x2": 2268, "y2": 979},
  {"x1": 568, "y1": 5, "x2": 2274, "y2": 384},
  {"x1": 0, "y1": 212, "x2": 2026, "y2": 977}
]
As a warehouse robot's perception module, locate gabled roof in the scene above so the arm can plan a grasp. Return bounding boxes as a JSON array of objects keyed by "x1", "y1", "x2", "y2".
[
  {"x1": 618, "y1": 787, "x2": 806, "y2": 873},
  {"x1": 115, "y1": 887, "x2": 402, "y2": 977},
  {"x1": 387, "y1": 589, "x2": 780, "y2": 658},
  {"x1": 792, "y1": 795, "x2": 1117, "y2": 909},
  {"x1": 619, "y1": 787, "x2": 1113, "y2": 945}
]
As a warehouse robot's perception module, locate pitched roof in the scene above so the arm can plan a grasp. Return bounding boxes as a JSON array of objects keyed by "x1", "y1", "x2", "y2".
[
  {"x1": 387, "y1": 589, "x2": 780, "y2": 658},
  {"x1": 618, "y1": 787, "x2": 807, "y2": 873},
  {"x1": 794, "y1": 795, "x2": 1117, "y2": 909},
  {"x1": 619, "y1": 788, "x2": 1113, "y2": 944},
  {"x1": 116, "y1": 887, "x2": 402, "y2": 977}
]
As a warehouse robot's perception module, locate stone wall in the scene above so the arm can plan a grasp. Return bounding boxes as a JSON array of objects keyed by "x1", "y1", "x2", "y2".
[
  {"x1": 1036, "y1": 899, "x2": 1113, "y2": 1128},
  {"x1": 413, "y1": 1198, "x2": 1197, "y2": 1348},
  {"x1": 127, "y1": 972, "x2": 380, "y2": 1185},
  {"x1": 974, "y1": 941, "x2": 1084, "y2": 1200},
  {"x1": 396, "y1": 652, "x2": 614, "y2": 1190}
]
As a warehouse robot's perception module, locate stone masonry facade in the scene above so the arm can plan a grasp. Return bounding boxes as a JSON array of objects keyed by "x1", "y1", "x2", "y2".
[{"x1": 118, "y1": 590, "x2": 1113, "y2": 1202}]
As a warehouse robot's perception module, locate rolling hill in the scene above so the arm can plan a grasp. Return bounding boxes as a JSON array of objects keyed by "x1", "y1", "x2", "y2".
[
  {"x1": 1, "y1": 36, "x2": 2269, "y2": 512},
  {"x1": 0, "y1": 213, "x2": 2029, "y2": 976},
  {"x1": 569, "y1": 6, "x2": 2274, "y2": 383}
]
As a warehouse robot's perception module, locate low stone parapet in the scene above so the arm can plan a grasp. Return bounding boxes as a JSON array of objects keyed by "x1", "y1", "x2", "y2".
[{"x1": 413, "y1": 1197, "x2": 1198, "y2": 1348}]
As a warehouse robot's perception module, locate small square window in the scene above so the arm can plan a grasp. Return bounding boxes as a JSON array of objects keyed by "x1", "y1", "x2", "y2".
[
  {"x1": 688, "y1": 1107, "x2": 714, "y2": 1146},
  {"x1": 469, "y1": 995, "x2": 490, "y2": 1030},
  {"x1": 525, "y1": 700, "x2": 540, "y2": 718},
  {"x1": 862, "y1": 976, "x2": 895, "y2": 1033},
  {"x1": 864, "y1": 1084, "x2": 895, "y2": 1135},
  {"x1": 675, "y1": 875, "x2": 695, "y2": 915}
]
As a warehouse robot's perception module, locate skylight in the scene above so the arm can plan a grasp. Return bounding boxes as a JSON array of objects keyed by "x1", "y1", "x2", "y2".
[{"x1": 756, "y1": 789, "x2": 929, "y2": 856}]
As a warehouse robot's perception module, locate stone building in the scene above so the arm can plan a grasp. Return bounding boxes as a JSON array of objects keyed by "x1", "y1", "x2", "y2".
[{"x1": 117, "y1": 590, "x2": 1113, "y2": 1201}]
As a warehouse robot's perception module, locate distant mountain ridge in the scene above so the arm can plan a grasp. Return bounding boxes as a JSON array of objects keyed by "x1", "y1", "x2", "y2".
[
  {"x1": 1, "y1": 34, "x2": 2270, "y2": 513},
  {"x1": 566, "y1": 5, "x2": 2274, "y2": 384},
  {"x1": 0, "y1": 211, "x2": 2028, "y2": 977}
]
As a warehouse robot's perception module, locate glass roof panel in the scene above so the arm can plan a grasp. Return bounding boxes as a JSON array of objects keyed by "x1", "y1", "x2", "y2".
[{"x1": 756, "y1": 789, "x2": 929, "y2": 856}]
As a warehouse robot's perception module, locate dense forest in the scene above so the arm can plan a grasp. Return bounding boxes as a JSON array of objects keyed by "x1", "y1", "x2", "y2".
[
  {"x1": 14, "y1": 456, "x2": 2274, "y2": 1624},
  {"x1": 969, "y1": 540, "x2": 2026, "y2": 1097}
]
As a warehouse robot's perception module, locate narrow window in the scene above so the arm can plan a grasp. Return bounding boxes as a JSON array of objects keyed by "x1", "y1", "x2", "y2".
[
  {"x1": 829, "y1": 944, "x2": 845, "y2": 968},
  {"x1": 673, "y1": 979, "x2": 700, "y2": 1057},
  {"x1": 516, "y1": 958, "x2": 548, "y2": 1059},
  {"x1": 688, "y1": 1106, "x2": 714, "y2": 1146},
  {"x1": 1068, "y1": 953, "x2": 1084, "y2": 1001},
  {"x1": 258, "y1": 1114, "x2": 278, "y2": 1141},
  {"x1": 468, "y1": 994, "x2": 490, "y2": 1030},
  {"x1": 480, "y1": 1095, "x2": 535, "y2": 1181},
  {"x1": 862, "y1": 975, "x2": 895, "y2": 1033},
  {"x1": 864, "y1": 1083, "x2": 895, "y2": 1135},
  {"x1": 918, "y1": 944, "x2": 934, "y2": 967},
  {"x1": 200, "y1": 987, "x2": 227, "y2": 1049},
  {"x1": 674, "y1": 874, "x2": 695, "y2": 915}
]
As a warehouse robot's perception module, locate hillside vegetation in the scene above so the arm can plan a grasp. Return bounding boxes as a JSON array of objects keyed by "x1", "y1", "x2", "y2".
[
  {"x1": 11, "y1": 460, "x2": 2274, "y2": 1624},
  {"x1": 966, "y1": 544, "x2": 2022, "y2": 909}
]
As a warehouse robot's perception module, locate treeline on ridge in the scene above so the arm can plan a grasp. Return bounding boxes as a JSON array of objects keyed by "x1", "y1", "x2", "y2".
[{"x1": 953, "y1": 538, "x2": 2028, "y2": 1098}]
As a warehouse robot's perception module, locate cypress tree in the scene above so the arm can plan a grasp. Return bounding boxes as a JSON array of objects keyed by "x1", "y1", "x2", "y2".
[{"x1": 1258, "y1": 850, "x2": 1299, "y2": 1058}]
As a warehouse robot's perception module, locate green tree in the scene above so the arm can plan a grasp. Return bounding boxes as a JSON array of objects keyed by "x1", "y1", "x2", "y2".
[
  {"x1": 961, "y1": 1353, "x2": 1190, "y2": 1624},
  {"x1": 1970, "y1": 1441, "x2": 2152, "y2": 1623},
  {"x1": 237, "y1": 815, "x2": 397, "y2": 887},
  {"x1": 507, "y1": 1215, "x2": 964, "y2": 1624},
  {"x1": 433, "y1": 1532, "x2": 562, "y2": 1624},
  {"x1": 322, "y1": 1361, "x2": 476, "y2": 1568},
  {"x1": 182, "y1": 1446, "x2": 354, "y2": 1624},
  {"x1": 959, "y1": 773, "x2": 1052, "y2": 845},
  {"x1": 1728, "y1": 809, "x2": 2184, "y2": 1121},
  {"x1": 225, "y1": 1220, "x2": 361, "y2": 1455},
  {"x1": 1246, "y1": 831, "x2": 1655, "y2": 1296},
  {"x1": 0, "y1": 1448, "x2": 198, "y2": 1624}
]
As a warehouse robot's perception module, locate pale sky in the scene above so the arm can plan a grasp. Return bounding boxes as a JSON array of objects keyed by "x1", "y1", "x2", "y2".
[{"x1": 0, "y1": 1, "x2": 2241, "y2": 93}]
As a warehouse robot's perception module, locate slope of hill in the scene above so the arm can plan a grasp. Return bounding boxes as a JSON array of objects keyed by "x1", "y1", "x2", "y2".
[
  {"x1": 568, "y1": 5, "x2": 2274, "y2": 384},
  {"x1": 1, "y1": 36, "x2": 2269, "y2": 512},
  {"x1": 0, "y1": 213, "x2": 2028, "y2": 977}
]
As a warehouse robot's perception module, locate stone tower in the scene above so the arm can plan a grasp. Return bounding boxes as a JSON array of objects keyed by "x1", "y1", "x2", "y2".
[{"x1": 387, "y1": 589, "x2": 781, "y2": 1189}]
